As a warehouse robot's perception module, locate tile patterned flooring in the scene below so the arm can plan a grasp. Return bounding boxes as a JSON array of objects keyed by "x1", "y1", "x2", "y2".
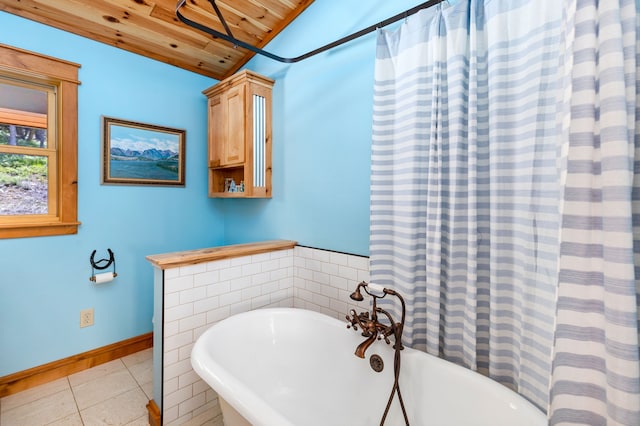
[{"x1": 0, "y1": 348, "x2": 152, "y2": 425}]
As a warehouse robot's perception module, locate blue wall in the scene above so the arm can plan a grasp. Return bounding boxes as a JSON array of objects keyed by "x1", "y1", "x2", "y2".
[
  {"x1": 223, "y1": 0, "x2": 427, "y2": 256},
  {"x1": 0, "y1": 0, "x2": 427, "y2": 375},
  {"x1": 0, "y1": 13, "x2": 222, "y2": 376}
]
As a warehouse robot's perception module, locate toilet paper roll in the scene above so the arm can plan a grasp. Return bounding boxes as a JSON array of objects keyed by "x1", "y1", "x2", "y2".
[{"x1": 93, "y1": 272, "x2": 114, "y2": 284}]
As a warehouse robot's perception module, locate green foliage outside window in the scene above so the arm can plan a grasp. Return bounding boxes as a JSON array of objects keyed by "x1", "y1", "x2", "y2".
[{"x1": 0, "y1": 124, "x2": 48, "y2": 188}]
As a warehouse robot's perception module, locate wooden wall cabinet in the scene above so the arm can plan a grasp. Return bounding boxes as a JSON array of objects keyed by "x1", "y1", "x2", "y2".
[{"x1": 203, "y1": 70, "x2": 274, "y2": 198}]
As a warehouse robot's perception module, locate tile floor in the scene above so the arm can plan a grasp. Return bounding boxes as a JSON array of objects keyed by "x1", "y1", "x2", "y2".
[{"x1": 0, "y1": 348, "x2": 152, "y2": 426}]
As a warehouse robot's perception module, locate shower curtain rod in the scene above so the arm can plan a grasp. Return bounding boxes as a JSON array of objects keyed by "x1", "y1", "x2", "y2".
[{"x1": 175, "y1": 0, "x2": 445, "y2": 64}]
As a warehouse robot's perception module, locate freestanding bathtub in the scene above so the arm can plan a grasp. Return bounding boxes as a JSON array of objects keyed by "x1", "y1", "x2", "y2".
[{"x1": 191, "y1": 308, "x2": 547, "y2": 426}]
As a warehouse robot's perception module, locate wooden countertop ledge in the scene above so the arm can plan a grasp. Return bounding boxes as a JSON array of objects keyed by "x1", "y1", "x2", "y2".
[{"x1": 146, "y1": 240, "x2": 297, "y2": 270}]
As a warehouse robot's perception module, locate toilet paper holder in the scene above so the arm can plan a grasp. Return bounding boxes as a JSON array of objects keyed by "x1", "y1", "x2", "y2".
[{"x1": 89, "y1": 248, "x2": 117, "y2": 282}]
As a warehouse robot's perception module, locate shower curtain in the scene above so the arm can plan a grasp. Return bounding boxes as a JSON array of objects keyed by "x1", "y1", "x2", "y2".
[{"x1": 369, "y1": 0, "x2": 640, "y2": 424}]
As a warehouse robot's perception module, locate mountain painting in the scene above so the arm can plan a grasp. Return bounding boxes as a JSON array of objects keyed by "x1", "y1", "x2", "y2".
[{"x1": 102, "y1": 117, "x2": 185, "y2": 186}]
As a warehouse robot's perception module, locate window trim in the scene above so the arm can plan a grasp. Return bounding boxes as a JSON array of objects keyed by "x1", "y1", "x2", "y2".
[{"x1": 0, "y1": 43, "x2": 81, "y2": 239}]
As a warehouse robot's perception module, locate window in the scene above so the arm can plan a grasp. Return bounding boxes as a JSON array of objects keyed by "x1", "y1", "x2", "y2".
[{"x1": 0, "y1": 44, "x2": 80, "y2": 238}]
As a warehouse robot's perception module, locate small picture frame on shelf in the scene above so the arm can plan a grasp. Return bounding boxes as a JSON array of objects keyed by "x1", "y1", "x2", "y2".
[{"x1": 101, "y1": 116, "x2": 186, "y2": 186}]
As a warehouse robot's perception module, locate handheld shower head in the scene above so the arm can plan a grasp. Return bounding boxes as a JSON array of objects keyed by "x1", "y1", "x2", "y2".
[
  {"x1": 350, "y1": 287, "x2": 364, "y2": 301},
  {"x1": 349, "y1": 281, "x2": 366, "y2": 301}
]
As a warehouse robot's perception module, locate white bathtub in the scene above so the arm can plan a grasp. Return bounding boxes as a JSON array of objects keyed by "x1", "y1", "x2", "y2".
[{"x1": 191, "y1": 308, "x2": 547, "y2": 426}]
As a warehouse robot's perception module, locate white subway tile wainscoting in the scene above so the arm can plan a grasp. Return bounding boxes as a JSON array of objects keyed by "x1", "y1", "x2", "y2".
[{"x1": 151, "y1": 242, "x2": 370, "y2": 425}]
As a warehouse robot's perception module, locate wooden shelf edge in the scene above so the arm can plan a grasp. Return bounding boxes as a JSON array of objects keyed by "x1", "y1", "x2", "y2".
[
  {"x1": 209, "y1": 163, "x2": 244, "y2": 170},
  {"x1": 208, "y1": 193, "x2": 271, "y2": 199},
  {"x1": 146, "y1": 239, "x2": 297, "y2": 270}
]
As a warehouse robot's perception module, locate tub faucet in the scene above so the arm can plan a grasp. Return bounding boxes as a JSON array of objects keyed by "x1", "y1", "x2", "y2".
[
  {"x1": 345, "y1": 281, "x2": 406, "y2": 358},
  {"x1": 349, "y1": 310, "x2": 381, "y2": 358}
]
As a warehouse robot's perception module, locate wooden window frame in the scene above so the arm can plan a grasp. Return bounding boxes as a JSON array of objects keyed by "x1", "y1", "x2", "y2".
[{"x1": 0, "y1": 44, "x2": 80, "y2": 239}]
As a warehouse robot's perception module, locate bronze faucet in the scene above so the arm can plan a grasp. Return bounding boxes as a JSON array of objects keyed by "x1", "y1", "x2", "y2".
[
  {"x1": 346, "y1": 281, "x2": 405, "y2": 358},
  {"x1": 345, "y1": 281, "x2": 410, "y2": 426},
  {"x1": 349, "y1": 310, "x2": 384, "y2": 358}
]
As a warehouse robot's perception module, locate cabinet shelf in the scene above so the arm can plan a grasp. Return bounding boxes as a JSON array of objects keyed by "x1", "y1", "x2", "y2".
[
  {"x1": 209, "y1": 163, "x2": 243, "y2": 170},
  {"x1": 203, "y1": 70, "x2": 273, "y2": 199}
]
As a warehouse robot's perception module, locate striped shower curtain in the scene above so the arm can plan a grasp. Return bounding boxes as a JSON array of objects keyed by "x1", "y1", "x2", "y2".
[{"x1": 369, "y1": 0, "x2": 640, "y2": 424}]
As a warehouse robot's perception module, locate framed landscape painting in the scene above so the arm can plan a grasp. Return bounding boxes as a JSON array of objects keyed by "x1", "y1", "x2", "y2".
[{"x1": 101, "y1": 117, "x2": 186, "y2": 186}]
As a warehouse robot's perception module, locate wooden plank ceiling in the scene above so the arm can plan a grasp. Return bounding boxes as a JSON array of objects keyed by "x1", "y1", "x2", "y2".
[{"x1": 0, "y1": 0, "x2": 314, "y2": 80}]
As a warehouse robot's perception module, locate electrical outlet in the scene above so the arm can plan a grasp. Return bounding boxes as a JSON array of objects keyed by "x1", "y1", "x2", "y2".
[{"x1": 80, "y1": 308, "x2": 94, "y2": 328}]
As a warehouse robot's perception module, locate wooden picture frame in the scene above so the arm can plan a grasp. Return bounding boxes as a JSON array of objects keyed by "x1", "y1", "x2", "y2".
[{"x1": 101, "y1": 116, "x2": 185, "y2": 186}]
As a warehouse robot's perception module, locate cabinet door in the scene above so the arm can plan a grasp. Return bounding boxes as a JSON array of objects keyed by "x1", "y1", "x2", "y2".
[
  {"x1": 223, "y1": 84, "x2": 245, "y2": 165},
  {"x1": 208, "y1": 95, "x2": 224, "y2": 167}
]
